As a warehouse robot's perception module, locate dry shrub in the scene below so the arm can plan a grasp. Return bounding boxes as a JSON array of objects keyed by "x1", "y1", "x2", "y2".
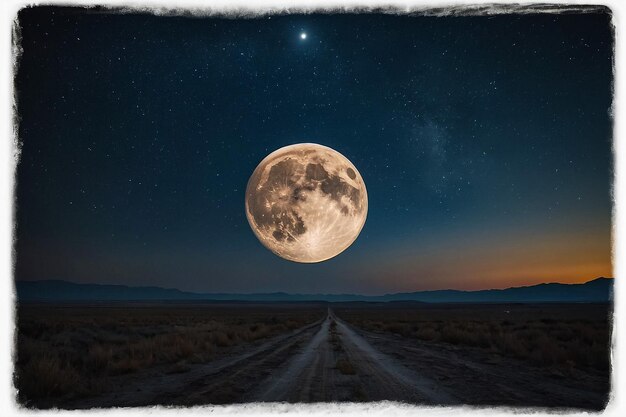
[
  {"x1": 110, "y1": 357, "x2": 142, "y2": 374},
  {"x1": 168, "y1": 334, "x2": 196, "y2": 359},
  {"x1": 415, "y1": 326, "x2": 437, "y2": 341},
  {"x1": 383, "y1": 323, "x2": 411, "y2": 337},
  {"x1": 18, "y1": 355, "x2": 81, "y2": 399},
  {"x1": 213, "y1": 331, "x2": 232, "y2": 347},
  {"x1": 87, "y1": 344, "x2": 112, "y2": 373},
  {"x1": 439, "y1": 323, "x2": 490, "y2": 348}
]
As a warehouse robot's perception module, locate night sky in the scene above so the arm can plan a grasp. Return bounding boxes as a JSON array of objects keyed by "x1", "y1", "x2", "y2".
[{"x1": 14, "y1": 7, "x2": 613, "y2": 294}]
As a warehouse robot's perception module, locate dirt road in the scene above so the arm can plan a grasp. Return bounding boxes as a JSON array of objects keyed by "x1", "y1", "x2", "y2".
[
  {"x1": 248, "y1": 309, "x2": 455, "y2": 403},
  {"x1": 69, "y1": 308, "x2": 607, "y2": 409}
]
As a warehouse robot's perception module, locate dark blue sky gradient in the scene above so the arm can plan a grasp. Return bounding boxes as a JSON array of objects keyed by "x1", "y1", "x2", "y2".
[{"x1": 14, "y1": 8, "x2": 613, "y2": 294}]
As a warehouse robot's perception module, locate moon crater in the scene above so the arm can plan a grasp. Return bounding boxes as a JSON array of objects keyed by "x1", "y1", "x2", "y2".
[{"x1": 245, "y1": 143, "x2": 368, "y2": 263}]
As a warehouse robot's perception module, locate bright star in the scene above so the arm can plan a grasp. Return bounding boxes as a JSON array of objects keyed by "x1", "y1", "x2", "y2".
[{"x1": 300, "y1": 32, "x2": 307, "y2": 40}]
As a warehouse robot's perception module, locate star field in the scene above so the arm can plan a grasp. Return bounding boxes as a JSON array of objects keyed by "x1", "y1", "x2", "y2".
[{"x1": 14, "y1": 7, "x2": 613, "y2": 294}]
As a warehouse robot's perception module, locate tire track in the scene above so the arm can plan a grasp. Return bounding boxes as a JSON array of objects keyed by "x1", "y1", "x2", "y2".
[
  {"x1": 334, "y1": 314, "x2": 457, "y2": 404},
  {"x1": 251, "y1": 316, "x2": 334, "y2": 401}
]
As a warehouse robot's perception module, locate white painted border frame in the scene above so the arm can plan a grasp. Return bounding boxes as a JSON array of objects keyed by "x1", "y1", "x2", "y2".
[{"x1": 1, "y1": 1, "x2": 622, "y2": 416}]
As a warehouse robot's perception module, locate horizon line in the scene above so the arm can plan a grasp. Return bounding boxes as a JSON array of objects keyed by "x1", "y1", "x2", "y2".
[{"x1": 15, "y1": 276, "x2": 614, "y2": 297}]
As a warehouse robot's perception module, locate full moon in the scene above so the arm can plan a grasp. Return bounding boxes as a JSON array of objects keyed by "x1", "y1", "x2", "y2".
[{"x1": 245, "y1": 143, "x2": 368, "y2": 263}]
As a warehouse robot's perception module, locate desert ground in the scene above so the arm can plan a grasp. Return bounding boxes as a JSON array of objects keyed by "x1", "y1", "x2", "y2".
[{"x1": 15, "y1": 302, "x2": 610, "y2": 410}]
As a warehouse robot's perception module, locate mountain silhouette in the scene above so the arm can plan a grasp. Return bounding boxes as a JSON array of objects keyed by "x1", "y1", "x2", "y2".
[{"x1": 15, "y1": 277, "x2": 613, "y2": 303}]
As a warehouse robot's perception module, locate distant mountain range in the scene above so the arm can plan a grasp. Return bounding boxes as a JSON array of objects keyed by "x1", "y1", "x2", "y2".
[{"x1": 15, "y1": 277, "x2": 613, "y2": 303}]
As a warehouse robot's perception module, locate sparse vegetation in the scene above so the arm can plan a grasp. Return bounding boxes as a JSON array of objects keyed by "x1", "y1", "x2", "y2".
[
  {"x1": 15, "y1": 303, "x2": 324, "y2": 407},
  {"x1": 336, "y1": 303, "x2": 611, "y2": 373},
  {"x1": 335, "y1": 358, "x2": 356, "y2": 375},
  {"x1": 329, "y1": 320, "x2": 343, "y2": 352},
  {"x1": 329, "y1": 318, "x2": 356, "y2": 376}
]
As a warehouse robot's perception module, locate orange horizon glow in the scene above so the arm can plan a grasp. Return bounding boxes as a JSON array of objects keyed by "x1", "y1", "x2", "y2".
[{"x1": 353, "y1": 225, "x2": 612, "y2": 294}]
